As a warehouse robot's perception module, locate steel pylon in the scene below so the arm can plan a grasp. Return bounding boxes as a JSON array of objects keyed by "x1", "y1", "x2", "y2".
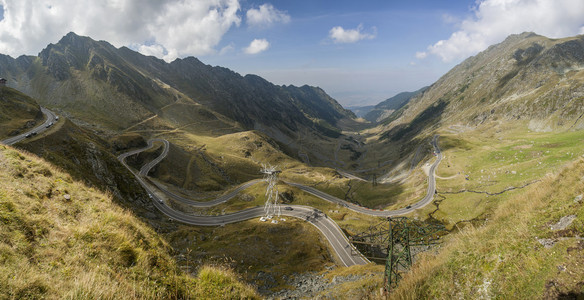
[{"x1": 350, "y1": 216, "x2": 446, "y2": 295}]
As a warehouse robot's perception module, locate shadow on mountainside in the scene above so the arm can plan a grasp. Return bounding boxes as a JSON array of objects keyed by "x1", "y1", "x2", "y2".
[{"x1": 380, "y1": 99, "x2": 447, "y2": 143}]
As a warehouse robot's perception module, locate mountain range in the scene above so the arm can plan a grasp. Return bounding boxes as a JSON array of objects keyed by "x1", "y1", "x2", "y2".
[
  {"x1": 0, "y1": 32, "x2": 354, "y2": 146},
  {"x1": 2, "y1": 31, "x2": 584, "y2": 299},
  {"x1": 362, "y1": 87, "x2": 428, "y2": 123}
]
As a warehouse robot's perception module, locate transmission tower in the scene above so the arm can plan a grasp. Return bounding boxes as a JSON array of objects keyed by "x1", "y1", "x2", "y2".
[
  {"x1": 371, "y1": 173, "x2": 378, "y2": 186},
  {"x1": 261, "y1": 163, "x2": 282, "y2": 219},
  {"x1": 350, "y1": 217, "x2": 446, "y2": 295}
]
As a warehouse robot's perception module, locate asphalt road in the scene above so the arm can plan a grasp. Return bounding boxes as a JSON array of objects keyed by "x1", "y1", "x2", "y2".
[
  {"x1": 1, "y1": 108, "x2": 439, "y2": 268},
  {"x1": 119, "y1": 139, "x2": 265, "y2": 207},
  {"x1": 1, "y1": 107, "x2": 58, "y2": 145},
  {"x1": 118, "y1": 143, "x2": 369, "y2": 266},
  {"x1": 287, "y1": 135, "x2": 442, "y2": 217},
  {"x1": 118, "y1": 135, "x2": 442, "y2": 266}
]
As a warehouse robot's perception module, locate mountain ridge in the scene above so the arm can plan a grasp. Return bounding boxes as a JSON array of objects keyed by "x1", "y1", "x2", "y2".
[
  {"x1": 364, "y1": 87, "x2": 428, "y2": 123},
  {"x1": 377, "y1": 32, "x2": 584, "y2": 143},
  {"x1": 0, "y1": 32, "x2": 354, "y2": 148}
]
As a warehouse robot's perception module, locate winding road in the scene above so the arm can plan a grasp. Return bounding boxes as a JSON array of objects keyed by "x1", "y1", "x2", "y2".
[
  {"x1": 118, "y1": 142, "x2": 369, "y2": 266},
  {"x1": 287, "y1": 135, "x2": 442, "y2": 217},
  {"x1": 1, "y1": 107, "x2": 58, "y2": 145},
  {"x1": 118, "y1": 135, "x2": 442, "y2": 267},
  {"x1": 1, "y1": 106, "x2": 442, "y2": 267}
]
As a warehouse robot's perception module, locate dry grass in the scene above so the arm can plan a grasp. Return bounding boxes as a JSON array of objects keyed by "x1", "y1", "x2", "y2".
[
  {"x1": 0, "y1": 87, "x2": 44, "y2": 138},
  {"x1": 169, "y1": 217, "x2": 335, "y2": 292},
  {"x1": 390, "y1": 157, "x2": 584, "y2": 299},
  {"x1": 0, "y1": 145, "x2": 259, "y2": 299}
]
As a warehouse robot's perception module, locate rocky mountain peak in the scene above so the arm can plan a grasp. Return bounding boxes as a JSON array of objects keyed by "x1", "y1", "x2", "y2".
[
  {"x1": 38, "y1": 32, "x2": 115, "y2": 80},
  {"x1": 2, "y1": 32, "x2": 356, "y2": 150}
]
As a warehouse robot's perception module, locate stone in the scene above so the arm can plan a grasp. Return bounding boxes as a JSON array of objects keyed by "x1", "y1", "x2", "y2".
[
  {"x1": 537, "y1": 238, "x2": 555, "y2": 248},
  {"x1": 63, "y1": 194, "x2": 71, "y2": 200},
  {"x1": 550, "y1": 215, "x2": 577, "y2": 231}
]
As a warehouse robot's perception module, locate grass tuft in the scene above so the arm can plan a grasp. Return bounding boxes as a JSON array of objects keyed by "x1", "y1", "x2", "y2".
[{"x1": 0, "y1": 145, "x2": 259, "y2": 299}]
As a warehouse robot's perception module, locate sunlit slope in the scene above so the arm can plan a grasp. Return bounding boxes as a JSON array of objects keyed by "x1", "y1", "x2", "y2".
[
  {"x1": 0, "y1": 145, "x2": 259, "y2": 299},
  {"x1": 392, "y1": 156, "x2": 584, "y2": 299},
  {"x1": 378, "y1": 32, "x2": 584, "y2": 143}
]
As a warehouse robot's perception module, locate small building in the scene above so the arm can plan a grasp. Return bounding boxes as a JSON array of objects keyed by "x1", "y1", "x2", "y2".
[{"x1": 0, "y1": 78, "x2": 6, "y2": 86}]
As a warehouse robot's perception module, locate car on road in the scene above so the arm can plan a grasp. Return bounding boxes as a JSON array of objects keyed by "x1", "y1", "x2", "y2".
[
  {"x1": 55, "y1": 116, "x2": 59, "y2": 120},
  {"x1": 406, "y1": 205, "x2": 412, "y2": 209},
  {"x1": 284, "y1": 207, "x2": 293, "y2": 211},
  {"x1": 158, "y1": 199, "x2": 164, "y2": 204},
  {"x1": 25, "y1": 133, "x2": 32, "y2": 138},
  {"x1": 46, "y1": 122, "x2": 53, "y2": 128}
]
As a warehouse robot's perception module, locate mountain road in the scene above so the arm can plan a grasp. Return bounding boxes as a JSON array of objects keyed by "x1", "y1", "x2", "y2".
[
  {"x1": 118, "y1": 135, "x2": 442, "y2": 267},
  {"x1": 1, "y1": 107, "x2": 58, "y2": 145}
]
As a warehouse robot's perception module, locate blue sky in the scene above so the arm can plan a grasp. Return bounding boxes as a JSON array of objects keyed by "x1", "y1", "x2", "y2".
[
  {"x1": 0, "y1": 0, "x2": 583, "y2": 106},
  {"x1": 204, "y1": 0, "x2": 476, "y2": 105}
]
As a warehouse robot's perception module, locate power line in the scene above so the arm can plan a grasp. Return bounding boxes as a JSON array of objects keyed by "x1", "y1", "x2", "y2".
[{"x1": 350, "y1": 217, "x2": 446, "y2": 295}]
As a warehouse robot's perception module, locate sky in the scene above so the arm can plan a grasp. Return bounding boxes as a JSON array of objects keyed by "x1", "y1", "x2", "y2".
[{"x1": 0, "y1": 0, "x2": 583, "y2": 107}]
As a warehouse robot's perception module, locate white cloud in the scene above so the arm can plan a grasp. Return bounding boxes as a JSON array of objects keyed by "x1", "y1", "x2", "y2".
[
  {"x1": 415, "y1": 51, "x2": 428, "y2": 59},
  {"x1": 138, "y1": 44, "x2": 167, "y2": 58},
  {"x1": 329, "y1": 24, "x2": 376, "y2": 44},
  {"x1": 423, "y1": 0, "x2": 584, "y2": 62},
  {"x1": 244, "y1": 38, "x2": 270, "y2": 54},
  {"x1": 0, "y1": 0, "x2": 241, "y2": 61},
  {"x1": 246, "y1": 3, "x2": 290, "y2": 27},
  {"x1": 219, "y1": 44, "x2": 235, "y2": 55},
  {"x1": 441, "y1": 14, "x2": 459, "y2": 25}
]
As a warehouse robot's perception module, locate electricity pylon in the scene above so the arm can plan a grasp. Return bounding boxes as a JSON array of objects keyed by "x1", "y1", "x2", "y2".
[
  {"x1": 350, "y1": 217, "x2": 446, "y2": 294},
  {"x1": 261, "y1": 163, "x2": 281, "y2": 218}
]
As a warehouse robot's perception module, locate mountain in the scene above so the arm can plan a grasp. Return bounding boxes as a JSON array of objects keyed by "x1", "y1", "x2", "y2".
[
  {"x1": 0, "y1": 32, "x2": 354, "y2": 145},
  {"x1": 347, "y1": 105, "x2": 375, "y2": 118},
  {"x1": 379, "y1": 32, "x2": 584, "y2": 142},
  {"x1": 364, "y1": 87, "x2": 428, "y2": 123}
]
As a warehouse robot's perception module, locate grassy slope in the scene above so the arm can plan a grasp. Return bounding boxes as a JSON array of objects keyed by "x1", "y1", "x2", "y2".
[
  {"x1": 319, "y1": 264, "x2": 385, "y2": 299},
  {"x1": 392, "y1": 156, "x2": 584, "y2": 299},
  {"x1": 0, "y1": 87, "x2": 44, "y2": 137},
  {"x1": 0, "y1": 145, "x2": 259, "y2": 299},
  {"x1": 409, "y1": 124, "x2": 584, "y2": 228},
  {"x1": 169, "y1": 218, "x2": 335, "y2": 292},
  {"x1": 15, "y1": 119, "x2": 153, "y2": 215}
]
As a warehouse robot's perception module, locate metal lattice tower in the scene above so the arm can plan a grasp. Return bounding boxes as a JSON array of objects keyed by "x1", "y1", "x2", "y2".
[
  {"x1": 261, "y1": 163, "x2": 282, "y2": 218},
  {"x1": 350, "y1": 217, "x2": 446, "y2": 294}
]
